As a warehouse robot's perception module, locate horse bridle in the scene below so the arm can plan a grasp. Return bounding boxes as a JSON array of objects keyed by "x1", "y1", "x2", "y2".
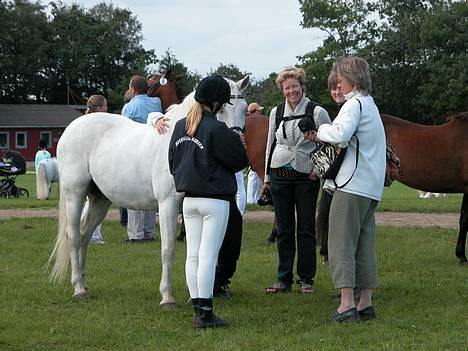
[
  {"x1": 148, "y1": 73, "x2": 172, "y2": 92},
  {"x1": 229, "y1": 93, "x2": 246, "y2": 133}
]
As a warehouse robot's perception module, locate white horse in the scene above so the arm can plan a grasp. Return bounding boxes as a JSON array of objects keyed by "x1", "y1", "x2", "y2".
[
  {"x1": 48, "y1": 77, "x2": 249, "y2": 309},
  {"x1": 36, "y1": 157, "x2": 59, "y2": 200}
]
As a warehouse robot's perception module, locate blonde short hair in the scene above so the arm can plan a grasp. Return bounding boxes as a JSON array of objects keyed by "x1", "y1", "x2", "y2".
[
  {"x1": 275, "y1": 66, "x2": 306, "y2": 90},
  {"x1": 333, "y1": 56, "x2": 372, "y2": 95}
]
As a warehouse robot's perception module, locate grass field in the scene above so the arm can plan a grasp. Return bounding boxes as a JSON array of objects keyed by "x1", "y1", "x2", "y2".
[
  {"x1": 0, "y1": 218, "x2": 466, "y2": 350},
  {"x1": 1, "y1": 173, "x2": 464, "y2": 213}
]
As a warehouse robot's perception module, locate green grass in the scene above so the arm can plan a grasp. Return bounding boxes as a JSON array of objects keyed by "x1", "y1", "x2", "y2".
[
  {"x1": 0, "y1": 218, "x2": 466, "y2": 350},
  {"x1": 0, "y1": 173, "x2": 59, "y2": 209},
  {"x1": 1, "y1": 173, "x2": 464, "y2": 213}
]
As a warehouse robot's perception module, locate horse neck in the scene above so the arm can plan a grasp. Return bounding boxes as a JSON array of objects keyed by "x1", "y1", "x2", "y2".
[
  {"x1": 157, "y1": 83, "x2": 180, "y2": 112},
  {"x1": 165, "y1": 92, "x2": 196, "y2": 124}
]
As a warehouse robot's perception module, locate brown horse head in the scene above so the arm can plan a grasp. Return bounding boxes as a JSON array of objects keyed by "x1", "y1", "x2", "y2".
[{"x1": 147, "y1": 70, "x2": 183, "y2": 112}]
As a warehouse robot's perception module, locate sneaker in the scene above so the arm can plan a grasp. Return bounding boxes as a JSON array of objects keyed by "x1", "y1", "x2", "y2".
[
  {"x1": 265, "y1": 281, "x2": 292, "y2": 294},
  {"x1": 90, "y1": 239, "x2": 105, "y2": 245},
  {"x1": 298, "y1": 280, "x2": 315, "y2": 294}
]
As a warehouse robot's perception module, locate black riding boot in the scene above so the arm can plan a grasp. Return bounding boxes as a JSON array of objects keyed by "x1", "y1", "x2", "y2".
[
  {"x1": 194, "y1": 298, "x2": 230, "y2": 329},
  {"x1": 191, "y1": 298, "x2": 199, "y2": 327}
]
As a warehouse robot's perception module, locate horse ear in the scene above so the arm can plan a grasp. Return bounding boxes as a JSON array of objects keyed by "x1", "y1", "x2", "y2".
[{"x1": 237, "y1": 75, "x2": 250, "y2": 92}]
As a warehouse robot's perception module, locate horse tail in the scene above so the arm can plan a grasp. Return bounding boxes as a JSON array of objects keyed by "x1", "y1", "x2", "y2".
[
  {"x1": 36, "y1": 162, "x2": 49, "y2": 200},
  {"x1": 316, "y1": 189, "x2": 333, "y2": 260},
  {"x1": 48, "y1": 183, "x2": 69, "y2": 283}
]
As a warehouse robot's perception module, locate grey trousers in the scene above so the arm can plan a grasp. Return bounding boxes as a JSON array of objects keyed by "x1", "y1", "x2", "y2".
[
  {"x1": 328, "y1": 190, "x2": 379, "y2": 289},
  {"x1": 127, "y1": 209, "x2": 156, "y2": 240}
]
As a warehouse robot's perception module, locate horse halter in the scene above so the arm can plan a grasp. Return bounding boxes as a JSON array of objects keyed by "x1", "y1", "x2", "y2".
[
  {"x1": 148, "y1": 73, "x2": 171, "y2": 92},
  {"x1": 228, "y1": 93, "x2": 246, "y2": 133}
]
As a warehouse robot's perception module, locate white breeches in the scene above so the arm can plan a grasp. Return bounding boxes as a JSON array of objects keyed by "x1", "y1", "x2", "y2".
[
  {"x1": 183, "y1": 197, "x2": 229, "y2": 299},
  {"x1": 247, "y1": 169, "x2": 262, "y2": 204},
  {"x1": 235, "y1": 170, "x2": 246, "y2": 215},
  {"x1": 82, "y1": 198, "x2": 103, "y2": 241}
]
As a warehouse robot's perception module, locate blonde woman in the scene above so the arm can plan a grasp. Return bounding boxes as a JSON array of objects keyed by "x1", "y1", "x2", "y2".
[
  {"x1": 262, "y1": 66, "x2": 331, "y2": 294},
  {"x1": 169, "y1": 75, "x2": 248, "y2": 328}
]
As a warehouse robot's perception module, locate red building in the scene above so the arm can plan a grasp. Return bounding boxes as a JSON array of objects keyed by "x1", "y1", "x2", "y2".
[{"x1": 0, "y1": 105, "x2": 84, "y2": 161}]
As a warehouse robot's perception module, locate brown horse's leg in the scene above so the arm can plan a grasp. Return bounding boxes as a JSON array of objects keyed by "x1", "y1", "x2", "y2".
[
  {"x1": 266, "y1": 216, "x2": 278, "y2": 243},
  {"x1": 176, "y1": 214, "x2": 186, "y2": 241},
  {"x1": 456, "y1": 194, "x2": 468, "y2": 265},
  {"x1": 317, "y1": 190, "x2": 332, "y2": 263}
]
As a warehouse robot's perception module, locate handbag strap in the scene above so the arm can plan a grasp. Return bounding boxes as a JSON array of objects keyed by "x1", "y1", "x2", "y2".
[
  {"x1": 334, "y1": 136, "x2": 359, "y2": 188},
  {"x1": 333, "y1": 98, "x2": 362, "y2": 189}
]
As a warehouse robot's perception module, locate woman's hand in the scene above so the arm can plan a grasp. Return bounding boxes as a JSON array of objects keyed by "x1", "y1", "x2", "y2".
[
  {"x1": 155, "y1": 118, "x2": 170, "y2": 135},
  {"x1": 303, "y1": 130, "x2": 319, "y2": 142}
]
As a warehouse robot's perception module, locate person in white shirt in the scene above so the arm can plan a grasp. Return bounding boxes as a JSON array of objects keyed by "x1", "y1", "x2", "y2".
[{"x1": 305, "y1": 56, "x2": 386, "y2": 322}]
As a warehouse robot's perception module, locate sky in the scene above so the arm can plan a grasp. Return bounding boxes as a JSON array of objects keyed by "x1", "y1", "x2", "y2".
[{"x1": 59, "y1": 0, "x2": 325, "y2": 80}]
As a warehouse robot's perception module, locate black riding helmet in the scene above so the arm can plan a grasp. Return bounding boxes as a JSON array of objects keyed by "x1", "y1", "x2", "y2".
[{"x1": 195, "y1": 75, "x2": 232, "y2": 105}]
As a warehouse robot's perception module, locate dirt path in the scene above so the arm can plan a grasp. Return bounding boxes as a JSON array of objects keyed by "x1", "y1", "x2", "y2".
[{"x1": 0, "y1": 208, "x2": 459, "y2": 229}]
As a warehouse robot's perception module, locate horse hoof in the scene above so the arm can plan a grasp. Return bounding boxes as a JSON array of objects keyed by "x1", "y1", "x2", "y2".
[
  {"x1": 459, "y1": 259, "x2": 468, "y2": 266},
  {"x1": 73, "y1": 291, "x2": 90, "y2": 299},
  {"x1": 160, "y1": 302, "x2": 177, "y2": 311}
]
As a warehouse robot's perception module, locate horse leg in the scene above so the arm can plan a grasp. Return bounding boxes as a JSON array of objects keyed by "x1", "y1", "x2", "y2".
[
  {"x1": 63, "y1": 192, "x2": 89, "y2": 299},
  {"x1": 266, "y1": 217, "x2": 278, "y2": 244},
  {"x1": 157, "y1": 196, "x2": 179, "y2": 310},
  {"x1": 316, "y1": 190, "x2": 333, "y2": 263},
  {"x1": 79, "y1": 191, "x2": 112, "y2": 289},
  {"x1": 455, "y1": 194, "x2": 468, "y2": 265},
  {"x1": 176, "y1": 215, "x2": 186, "y2": 241}
]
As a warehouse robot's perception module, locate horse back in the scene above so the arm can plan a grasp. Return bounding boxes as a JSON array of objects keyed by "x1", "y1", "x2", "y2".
[{"x1": 382, "y1": 114, "x2": 468, "y2": 192}]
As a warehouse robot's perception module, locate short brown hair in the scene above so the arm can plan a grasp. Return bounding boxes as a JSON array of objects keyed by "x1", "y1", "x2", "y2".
[
  {"x1": 129, "y1": 75, "x2": 148, "y2": 95},
  {"x1": 333, "y1": 56, "x2": 372, "y2": 95},
  {"x1": 86, "y1": 94, "x2": 107, "y2": 114},
  {"x1": 327, "y1": 71, "x2": 338, "y2": 91},
  {"x1": 275, "y1": 66, "x2": 306, "y2": 90}
]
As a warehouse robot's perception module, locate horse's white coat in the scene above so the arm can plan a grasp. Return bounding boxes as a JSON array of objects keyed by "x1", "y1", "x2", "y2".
[{"x1": 48, "y1": 77, "x2": 249, "y2": 308}]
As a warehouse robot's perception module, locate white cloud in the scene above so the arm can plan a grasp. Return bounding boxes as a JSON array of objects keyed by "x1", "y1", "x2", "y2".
[{"x1": 55, "y1": 0, "x2": 326, "y2": 79}]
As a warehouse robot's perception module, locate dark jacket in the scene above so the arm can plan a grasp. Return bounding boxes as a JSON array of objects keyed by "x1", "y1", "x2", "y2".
[{"x1": 169, "y1": 111, "x2": 249, "y2": 200}]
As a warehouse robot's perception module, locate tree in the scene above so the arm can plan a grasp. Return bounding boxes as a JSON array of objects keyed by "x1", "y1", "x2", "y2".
[
  {"x1": 370, "y1": 0, "x2": 468, "y2": 123},
  {"x1": 210, "y1": 63, "x2": 251, "y2": 82},
  {"x1": 0, "y1": 0, "x2": 156, "y2": 110},
  {"x1": 155, "y1": 49, "x2": 201, "y2": 98},
  {"x1": 298, "y1": 0, "x2": 467, "y2": 123},
  {"x1": 0, "y1": 0, "x2": 50, "y2": 103},
  {"x1": 45, "y1": 1, "x2": 155, "y2": 107}
]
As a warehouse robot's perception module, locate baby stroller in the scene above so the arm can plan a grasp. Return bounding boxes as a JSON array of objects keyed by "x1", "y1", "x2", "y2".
[{"x1": 0, "y1": 150, "x2": 29, "y2": 198}]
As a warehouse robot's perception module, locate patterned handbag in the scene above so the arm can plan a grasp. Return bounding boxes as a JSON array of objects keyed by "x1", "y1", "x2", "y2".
[
  {"x1": 310, "y1": 143, "x2": 347, "y2": 180},
  {"x1": 310, "y1": 136, "x2": 359, "y2": 188}
]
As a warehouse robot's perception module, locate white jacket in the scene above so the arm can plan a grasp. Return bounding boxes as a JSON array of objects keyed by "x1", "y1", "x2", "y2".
[{"x1": 317, "y1": 92, "x2": 386, "y2": 201}]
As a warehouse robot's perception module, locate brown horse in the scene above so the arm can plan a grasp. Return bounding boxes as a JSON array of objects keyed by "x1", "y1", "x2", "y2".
[
  {"x1": 244, "y1": 112, "x2": 468, "y2": 265},
  {"x1": 382, "y1": 113, "x2": 468, "y2": 265},
  {"x1": 147, "y1": 69, "x2": 183, "y2": 111}
]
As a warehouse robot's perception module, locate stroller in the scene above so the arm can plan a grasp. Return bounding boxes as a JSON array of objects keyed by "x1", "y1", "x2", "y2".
[{"x1": 0, "y1": 150, "x2": 29, "y2": 198}]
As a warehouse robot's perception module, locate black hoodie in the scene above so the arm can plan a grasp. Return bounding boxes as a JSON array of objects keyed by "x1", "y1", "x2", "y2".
[{"x1": 169, "y1": 111, "x2": 249, "y2": 201}]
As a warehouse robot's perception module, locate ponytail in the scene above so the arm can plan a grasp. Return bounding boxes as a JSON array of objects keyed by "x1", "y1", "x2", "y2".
[{"x1": 186, "y1": 103, "x2": 204, "y2": 137}]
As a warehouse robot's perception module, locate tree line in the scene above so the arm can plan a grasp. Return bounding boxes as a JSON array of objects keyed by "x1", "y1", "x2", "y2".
[{"x1": 1, "y1": 0, "x2": 466, "y2": 123}]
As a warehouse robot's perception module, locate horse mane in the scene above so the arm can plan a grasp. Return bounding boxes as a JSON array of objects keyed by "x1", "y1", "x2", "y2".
[
  {"x1": 164, "y1": 91, "x2": 196, "y2": 123},
  {"x1": 447, "y1": 112, "x2": 468, "y2": 122}
]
